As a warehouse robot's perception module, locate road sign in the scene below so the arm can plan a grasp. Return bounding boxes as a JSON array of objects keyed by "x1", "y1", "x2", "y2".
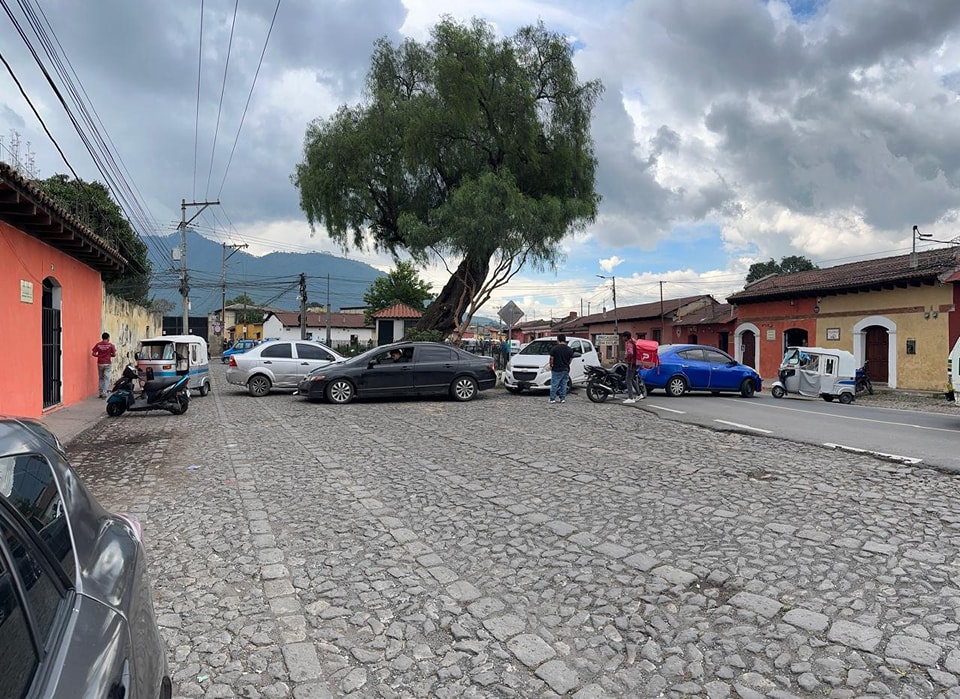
[{"x1": 499, "y1": 301, "x2": 524, "y2": 327}]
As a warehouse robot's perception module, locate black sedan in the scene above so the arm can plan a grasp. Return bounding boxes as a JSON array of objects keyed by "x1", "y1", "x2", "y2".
[
  {"x1": 297, "y1": 341, "x2": 497, "y2": 403},
  {"x1": 0, "y1": 417, "x2": 171, "y2": 698}
]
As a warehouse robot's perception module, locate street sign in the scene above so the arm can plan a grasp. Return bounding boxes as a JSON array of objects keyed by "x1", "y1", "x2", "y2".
[{"x1": 499, "y1": 301, "x2": 524, "y2": 327}]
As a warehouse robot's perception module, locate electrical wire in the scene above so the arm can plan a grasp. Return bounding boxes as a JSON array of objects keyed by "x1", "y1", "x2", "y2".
[
  {"x1": 204, "y1": 0, "x2": 239, "y2": 198},
  {"x1": 216, "y1": 0, "x2": 281, "y2": 198}
]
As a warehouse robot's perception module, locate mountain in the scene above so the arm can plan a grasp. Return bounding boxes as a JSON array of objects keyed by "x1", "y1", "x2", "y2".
[{"x1": 144, "y1": 231, "x2": 385, "y2": 314}]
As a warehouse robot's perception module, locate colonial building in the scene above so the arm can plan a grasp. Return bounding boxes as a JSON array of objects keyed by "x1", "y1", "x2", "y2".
[
  {"x1": 0, "y1": 162, "x2": 127, "y2": 417},
  {"x1": 727, "y1": 247, "x2": 960, "y2": 390}
]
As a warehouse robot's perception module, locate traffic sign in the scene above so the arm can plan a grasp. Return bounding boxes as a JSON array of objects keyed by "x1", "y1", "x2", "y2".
[{"x1": 499, "y1": 301, "x2": 524, "y2": 327}]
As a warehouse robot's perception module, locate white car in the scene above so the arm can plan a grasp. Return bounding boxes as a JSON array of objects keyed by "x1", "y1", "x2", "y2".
[
  {"x1": 503, "y1": 336, "x2": 600, "y2": 393},
  {"x1": 226, "y1": 340, "x2": 345, "y2": 396}
]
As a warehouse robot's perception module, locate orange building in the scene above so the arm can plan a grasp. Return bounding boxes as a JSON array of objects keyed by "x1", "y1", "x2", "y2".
[{"x1": 0, "y1": 163, "x2": 126, "y2": 417}]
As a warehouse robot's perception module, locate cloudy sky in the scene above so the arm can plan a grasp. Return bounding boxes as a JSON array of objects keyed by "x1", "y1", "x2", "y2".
[{"x1": 3, "y1": 0, "x2": 960, "y2": 322}]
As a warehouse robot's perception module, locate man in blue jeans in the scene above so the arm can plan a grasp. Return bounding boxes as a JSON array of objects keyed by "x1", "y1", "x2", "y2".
[{"x1": 548, "y1": 334, "x2": 575, "y2": 404}]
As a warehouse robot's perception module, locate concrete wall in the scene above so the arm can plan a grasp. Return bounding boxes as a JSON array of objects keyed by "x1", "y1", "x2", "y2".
[
  {"x1": 0, "y1": 221, "x2": 104, "y2": 417},
  {"x1": 102, "y1": 294, "x2": 164, "y2": 375}
]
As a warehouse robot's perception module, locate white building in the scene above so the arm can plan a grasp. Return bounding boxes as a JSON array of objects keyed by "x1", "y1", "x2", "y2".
[{"x1": 262, "y1": 311, "x2": 374, "y2": 349}]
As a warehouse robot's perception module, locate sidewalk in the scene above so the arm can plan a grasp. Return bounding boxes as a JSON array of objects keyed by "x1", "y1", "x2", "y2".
[{"x1": 39, "y1": 396, "x2": 108, "y2": 446}]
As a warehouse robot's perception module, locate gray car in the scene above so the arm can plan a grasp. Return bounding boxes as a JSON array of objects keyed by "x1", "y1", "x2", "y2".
[
  {"x1": 225, "y1": 339, "x2": 345, "y2": 396},
  {"x1": 0, "y1": 417, "x2": 171, "y2": 698}
]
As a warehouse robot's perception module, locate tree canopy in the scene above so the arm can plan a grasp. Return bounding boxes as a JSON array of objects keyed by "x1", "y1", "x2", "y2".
[
  {"x1": 294, "y1": 17, "x2": 602, "y2": 337},
  {"x1": 746, "y1": 255, "x2": 818, "y2": 284},
  {"x1": 363, "y1": 261, "x2": 433, "y2": 324},
  {"x1": 33, "y1": 174, "x2": 151, "y2": 305}
]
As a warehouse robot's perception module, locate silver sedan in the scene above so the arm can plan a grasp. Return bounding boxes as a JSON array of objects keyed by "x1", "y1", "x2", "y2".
[{"x1": 225, "y1": 340, "x2": 345, "y2": 396}]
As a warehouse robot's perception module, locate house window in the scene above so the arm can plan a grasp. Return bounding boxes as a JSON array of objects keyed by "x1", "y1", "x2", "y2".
[{"x1": 652, "y1": 328, "x2": 662, "y2": 343}]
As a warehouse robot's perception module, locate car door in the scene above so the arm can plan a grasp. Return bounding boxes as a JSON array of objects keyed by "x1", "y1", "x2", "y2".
[
  {"x1": 413, "y1": 345, "x2": 458, "y2": 393},
  {"x1": 294, "y1": 343, "x2": 337, "y2": 383},
  {"x1": 360, "y1": 347, "x2": 415, "y2": 396},
  {"x1": 703, "y1": 348, "x2": 741, "y2": 390},
  {"x1": 675, "y1": 348, "x2": 711, "y2": 389},
  {"x1": 258, "y1": 343, "x2": 298, "y2": 387},
  {"x1": 567, "y1": 340, "x2": 587, "y2": 383}
]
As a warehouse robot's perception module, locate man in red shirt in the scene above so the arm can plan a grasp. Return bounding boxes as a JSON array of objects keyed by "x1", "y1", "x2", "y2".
[{"x1": 92, "y1": 332, "x2": 117, "y2": 398}]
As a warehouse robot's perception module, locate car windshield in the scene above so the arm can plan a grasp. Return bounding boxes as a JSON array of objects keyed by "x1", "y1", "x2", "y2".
[
  {"x1": 518, "y1": 339, "x2": 557, "y2": 356},
  {"x1": 306, "y1": 345, "x2": 390, "y2": 375}
]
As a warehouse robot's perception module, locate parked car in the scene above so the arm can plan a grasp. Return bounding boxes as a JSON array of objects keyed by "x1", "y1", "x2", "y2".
[
  {"x1": 226, "y1": 340, "x2": 345, "y2": 396},
  {"x1": 640, "y1": 344, "x2": 762, "y2": 397},
  {"x1": 503, "y1": 336, "x2": 600, "y2": 393},
  {"x1": 297, "y1": 341, "x2": 496, "y2": 403},
  {"x1": 0, "y1": 417, "x2": 171, "y2": 698},
  {"x1": 221, "y1": 338, "x2": 259, "y2": 363}
]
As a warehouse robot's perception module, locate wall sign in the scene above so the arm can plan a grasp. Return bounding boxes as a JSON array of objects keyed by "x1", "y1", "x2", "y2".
[
  {"x1": 20, "y1": 280, "x2": 33, "y2": 303},
  {"x1": 826, "y1": 327, "x2": 840, "y2": 341},
  {"x1": 766, "y1": 328, "x2": 776, "y2": 341}
]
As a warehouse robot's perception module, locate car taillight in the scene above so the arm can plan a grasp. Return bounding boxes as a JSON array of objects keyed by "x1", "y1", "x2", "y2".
[{"x1": 229, "y1": 356, "x2": 238, "y2": 367}]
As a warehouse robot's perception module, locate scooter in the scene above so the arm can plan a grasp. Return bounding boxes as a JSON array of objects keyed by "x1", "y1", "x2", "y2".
[
  {"x1": 585, "y1": 363, "x2": 646, "y2": 403},
  {"x1": 106, "y1": 364, "x2": 190, "y2": 417}
]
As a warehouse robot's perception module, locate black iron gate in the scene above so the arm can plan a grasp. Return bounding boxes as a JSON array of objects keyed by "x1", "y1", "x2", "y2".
[{"x1": 42, "y1": 280, "x2": 62, "y2": 408}]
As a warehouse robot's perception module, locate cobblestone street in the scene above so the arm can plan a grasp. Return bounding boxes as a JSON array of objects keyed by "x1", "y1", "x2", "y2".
[{"x1": 66, "y1": 364, "x2": 960, "y2": 698}]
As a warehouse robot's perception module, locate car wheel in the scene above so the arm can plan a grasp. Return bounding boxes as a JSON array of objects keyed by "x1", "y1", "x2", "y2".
[
  {"x1": 771, "y1": 385, "x2": 786, "y2": 399},
  {"x1": 586, "y1": 380, "x2": 608, "y2": 403},
  {"x1": 822, "y1": 395, "x2": 834, "y2": 402},
  {"x1": 839, "y1": 392, "x2": 854, "y2": 404},
  {"x1": 199, "y1": 382, "x2": 210, "y2": 397},
  {"x1": 247, "y1": 375, "x2": 271, "y2": 397},
  {"x1": 451, "y1": 376, "x2": 478, "y2": 402},
  {"x1": 106, "y1": 401, "x2": 125, "y2": 417},
  {"x1": 326, "y1": 379, "x2": 355, "y2": 404},
  {"x1": 665, "y1": 376, "x2": 687, "y2": 397},
  {"x1": 739, "y1": 379, "x2": 756, "y2": 398}
]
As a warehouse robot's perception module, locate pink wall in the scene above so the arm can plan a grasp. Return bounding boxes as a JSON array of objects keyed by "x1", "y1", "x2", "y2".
[{"x1": 0, "y1": 222, "x2": 104, "y2": 417}]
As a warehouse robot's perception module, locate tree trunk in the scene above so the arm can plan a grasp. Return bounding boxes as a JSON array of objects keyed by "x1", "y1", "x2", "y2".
[{"x1": 415, "y1": 252, "x2": 490, "y2": 335}]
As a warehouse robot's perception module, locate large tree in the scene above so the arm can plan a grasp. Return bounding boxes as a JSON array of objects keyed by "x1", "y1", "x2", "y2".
[
  {"x1": 746, "y1": 255, "x2": 818, "y2": 284},
  {"x1": 294, "y1": 18, "x2": 602, "y2": 338},
  {"x1": 33, "y1": 174, "x2": 151, "y2": 305},
  {"x1": 363, "y1": 260, "x2": 433, "y2": 324}
]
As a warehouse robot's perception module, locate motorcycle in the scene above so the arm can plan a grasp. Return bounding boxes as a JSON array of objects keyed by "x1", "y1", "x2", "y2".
[
  {"x1": 585, "y1": 363, "x2": 646, "y2": 403},
  {"x1": 106, "y1": 364, "x2": 191, "y2": 417},
  {"x1": 855, "y1": 361, "x2": 874, "y2": 395}
]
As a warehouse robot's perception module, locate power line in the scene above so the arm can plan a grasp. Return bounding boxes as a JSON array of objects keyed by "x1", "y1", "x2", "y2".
[{"x1": 204, "y1": 0, "x2": 239, "y2": 198}]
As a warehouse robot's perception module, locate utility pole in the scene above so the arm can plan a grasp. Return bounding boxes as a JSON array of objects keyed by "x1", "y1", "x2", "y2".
[
  {"x1": 299, "y1": 273, "x2": 308, "y2": 340},
  {"x1": 179, "y1": 197, "x2": 219, "y2": 333},
  {"x1": 659, "y1": 281, "x2": 665, "y2": 342},
  {"x1": 222, "y1": 242, "x2": 248, "y2": 346},
  {"x1": 597, "y1": 274, "x2": 619, "y2": 359},
  {"x1": 325, "y1": 273, "x2": 332, "y2": 346}
]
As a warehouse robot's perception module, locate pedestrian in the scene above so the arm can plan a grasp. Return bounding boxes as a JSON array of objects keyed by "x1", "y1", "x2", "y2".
[
  {"x1": 621, "y1": 330, "x2": 642, "y2": 403},
  {"x1": 92, "y1": 332, "x2": 117, "y2": 398},
  {"x1": 548, "y1": 334, "x2": 575, "y2": 404}
]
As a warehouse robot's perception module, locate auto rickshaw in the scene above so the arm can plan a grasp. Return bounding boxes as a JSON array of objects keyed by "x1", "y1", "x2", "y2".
[
  {"x1": 136, "y1": 335, "x2": 211, "y2": 396},
  {"x1": 770, "y1": 346, "x2": 857, "y2": 404}
]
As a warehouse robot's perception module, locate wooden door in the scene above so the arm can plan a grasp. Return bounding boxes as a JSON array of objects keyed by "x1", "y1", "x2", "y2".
[{"x1": 864, "y1": 326, "x2": 888, "y2": 383}]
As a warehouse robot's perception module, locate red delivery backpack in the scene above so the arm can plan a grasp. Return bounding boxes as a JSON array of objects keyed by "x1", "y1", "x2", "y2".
[{"x1": 635, "y1": 340, "x2": 660, "y2": 369}]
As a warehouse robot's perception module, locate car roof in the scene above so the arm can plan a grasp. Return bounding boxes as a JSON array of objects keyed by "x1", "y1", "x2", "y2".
[{"x1": 0, "y1": 416, "x2": 66, "y2": 458}]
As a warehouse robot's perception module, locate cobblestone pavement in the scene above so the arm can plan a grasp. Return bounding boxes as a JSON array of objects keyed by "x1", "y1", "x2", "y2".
[{"x1": 66, "y1": 364, "x2": 960, "y2": 698}]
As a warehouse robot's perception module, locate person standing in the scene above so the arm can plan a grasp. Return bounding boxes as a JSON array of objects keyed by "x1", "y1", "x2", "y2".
[
  {"x1": 548, "y1": 334, "x2": 575, "y2": 404},
  {"x1": 92, "y1": 332, "x2": 117, "y2": 398},
  {"x1": 621, "y1": 331, "x2": 642, "y2": 403}
]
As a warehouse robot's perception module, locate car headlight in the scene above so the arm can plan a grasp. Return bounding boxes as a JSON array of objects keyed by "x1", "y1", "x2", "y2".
[{"x1": 305, "y1": 374, "x2": 325, "y2": 382}]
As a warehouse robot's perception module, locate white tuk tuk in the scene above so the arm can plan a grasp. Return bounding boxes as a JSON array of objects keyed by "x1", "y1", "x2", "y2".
[
  {"x1": 770, "y1": 346, "x2": 858, "y2": 404},
  {"x1": 136, "y1": 335, "x2": 211, "y2": 396}
]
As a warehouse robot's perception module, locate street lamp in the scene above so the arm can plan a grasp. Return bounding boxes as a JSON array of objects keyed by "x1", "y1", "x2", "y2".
[
  {"x1": 597, "y1": 274, "x2": 619, "y2": 359},
  {"x1": 911, "y1": 225, "x2": 931, "y2": 268}
]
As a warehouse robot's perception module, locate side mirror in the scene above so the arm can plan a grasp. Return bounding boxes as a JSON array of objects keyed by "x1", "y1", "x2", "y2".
[{"x1": 134, "y1": 351, "x2": 141, "y2": 360}]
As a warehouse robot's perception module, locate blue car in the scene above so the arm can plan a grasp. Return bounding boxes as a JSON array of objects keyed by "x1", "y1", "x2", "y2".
[
  {"x1": 221, "y1": 338, "x2": 259, "y2": 363},
  {"x1": 640, "y1": 344, "x2": 762, "y2": 397}
]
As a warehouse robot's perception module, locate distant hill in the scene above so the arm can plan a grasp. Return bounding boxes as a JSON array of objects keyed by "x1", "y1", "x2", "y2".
[{"x1": 144, "y1": 231, "x2": 385, "y2": 313}]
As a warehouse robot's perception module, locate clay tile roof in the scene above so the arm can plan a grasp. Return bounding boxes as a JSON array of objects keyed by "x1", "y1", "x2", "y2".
[
  {"x1": 727, "y1": 247, "x2": 960, "y2": 303},
  {"x1": 269, "y1": 311, "x2": 372, "y2": 329},
  {"x1": 372, "y1": 303, "x2": 423, "y2": 319},
  {"x1": 0, "y1": 161, "x2": 126, "y2": 273}
]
